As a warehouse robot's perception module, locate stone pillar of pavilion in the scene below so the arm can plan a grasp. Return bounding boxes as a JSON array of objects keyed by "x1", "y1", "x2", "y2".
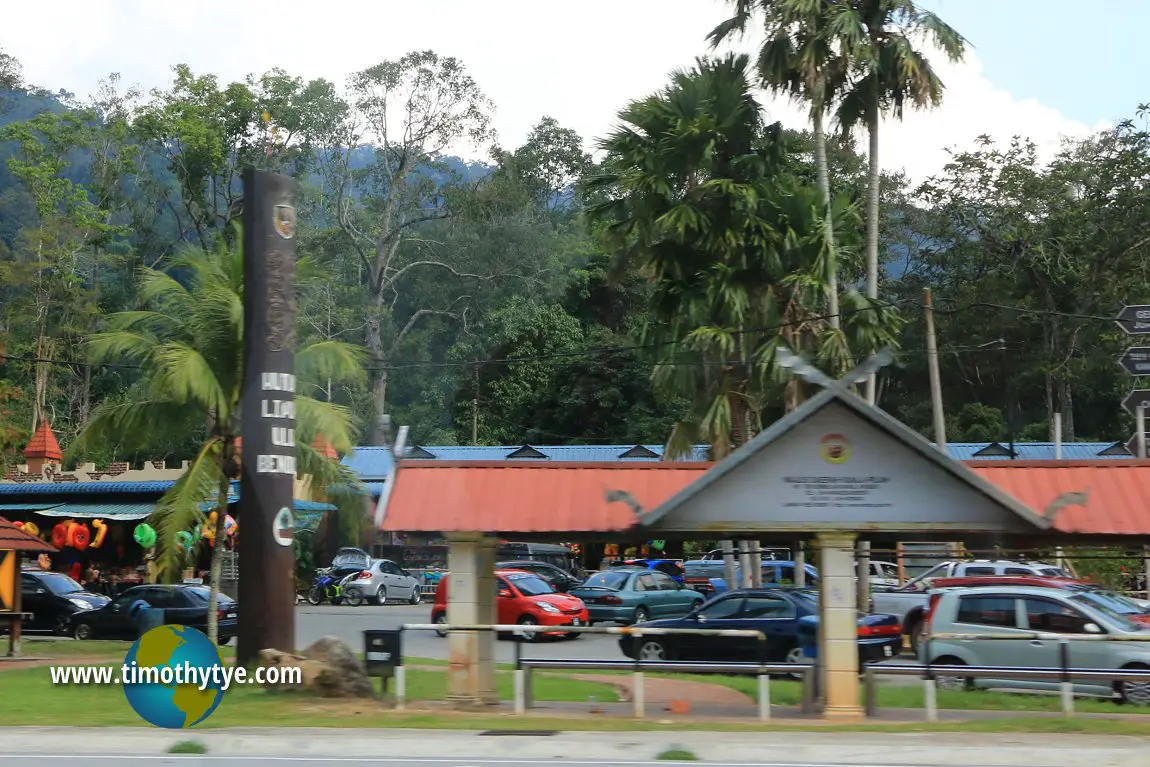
[
  {"x1": 815, "y1": 531, "x2": 863, "y2": 720},
  {"x1": 23, "y1": 421, "x2": 63, "y2": 475},
  {"x1": 445, "y1": 532, "x2": 498, "y2": 707}
]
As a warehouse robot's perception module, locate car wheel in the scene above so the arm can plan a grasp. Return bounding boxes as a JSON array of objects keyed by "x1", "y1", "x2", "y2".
[
  {"x1": 1119, "y1": 665, "x2": 1150, "y2": 706},
  {"x1": 74, "y1": 623, "x2": 93, "y2": 641},
  {"x1": 932, "y1": 656, "x2": 973, "y2": 691},
  {"x1": 632, "y1": 606, "x2": 650, "y2": 625},
  {"x1": 638, "y1": 639, "x2": 670, "y2": 661},
  {"x1": 376, "y1": 585, "x2": 388, "y2": 605},
  {"x1": 409, "y1": 586, "x2": 422, "y2": 605},
  {"x1": 517, "y1": 616, "x2": 540, "y2": 643},
  {"x1": 782, "y1": 645, "x2": 808, "y2": 679},
  {"x1": 433, "y1": 613, "x2": 448, "y2": 637}
]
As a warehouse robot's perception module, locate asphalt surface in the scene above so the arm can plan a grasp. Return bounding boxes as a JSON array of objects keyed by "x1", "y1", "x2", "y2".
[
  {"x1": 0, "y1": 759, "x2": 985, "y2": 767},
  {"x1": 295, "y1": 603, "x2": 921, "y2": 668}
]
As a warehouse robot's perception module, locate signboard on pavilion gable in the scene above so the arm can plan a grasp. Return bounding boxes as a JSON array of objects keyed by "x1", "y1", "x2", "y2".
[{"x1": 638, "y1": 391, "x2": 1047, "y2": 537}]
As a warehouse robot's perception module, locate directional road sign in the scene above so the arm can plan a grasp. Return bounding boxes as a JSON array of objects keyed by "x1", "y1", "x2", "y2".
[
  {"x1": 1122, "y1": 389, "x2": 1150, "y2": 416},
  {"x1": 1116, "y1": 305, "x2": 1150, "y2": 335},
  {"x1": 1118, "y1": 347, "x2": 1150, "y2": 376},
  {"x1": 1125, "y1": 433, "x2": 1146, "y2": 458}
]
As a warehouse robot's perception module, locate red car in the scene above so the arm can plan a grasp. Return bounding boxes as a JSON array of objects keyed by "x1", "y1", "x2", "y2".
[{"x1": 431, "y1": 568, "x2": 590, "y2": 641}]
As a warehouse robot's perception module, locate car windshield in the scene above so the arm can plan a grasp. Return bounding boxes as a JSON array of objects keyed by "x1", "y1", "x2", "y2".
[
  {"x1": 1069, "y1": 593, "x2": 1143, "y2": 632},
  {"x1": 38, "y1": 573, "x2": 84, "y2": 595},
  {"x1": 1076, "y1": 589, "x2": 1142, "y2": 616},
  {"x1": 580, "y1": 571, "x2": 630, "y2": 591},
  {"x1": 793, "y1": 589, "x2": 819, "y2": 604},
  {"x1": 506, "y1": 574, "x2": 554, "y2": 597},
  {"x1": 1039, "y1": 567, "x2": 1069, "y2": 577}
]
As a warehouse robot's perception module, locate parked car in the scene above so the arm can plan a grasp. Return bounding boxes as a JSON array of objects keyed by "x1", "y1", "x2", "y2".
[
  {"x1": 929, "y1": 575, "x2": 1150, "y2": 625},
  {"x1": 341, "y1": 559, "x2": 423, "y2": 605},
  {"x1": 612, "y1": 558, "x2": 687, "y2": 584},
  {"x1": 568, "y1": 566, "x2": 705, "y2": 625},
  {"x1": 430, "y1": 568, "x2": 588, "y2": 642},
  {"x1": 496, "y1": 542, "x2": 583, "y2": 580},
  {"x1": 681, "y1": 548, "x2": 792, "y2": 592},
  {"x1": 497, "y1": 560, "x2": 582, "y2": 592},
  {"x1": 68, "y1": 584, "x2": 238, "y2": 643},
  {"x1": 684, "y1": 558, "x2": 818, "y2": 595},
  {"x1": 920, "y1": 585, "x2": 1150, "y2": 704},
  {"x1": 329, "y1": 547, "x2": 372, "y2": 579},
  {"x1": 17, "y1": 568, "x2": 109, "y2": 635},
  {"x1": 618, "y1": 587, "x2": 902, "y2": 665},
  {"x1": 872, "y1": 560, "x2": 1069, "y2": 651}
]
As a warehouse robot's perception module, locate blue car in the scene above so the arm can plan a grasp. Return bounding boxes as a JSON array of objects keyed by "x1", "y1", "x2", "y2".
[
  {"x1": 617, "y1": 587, "x2": 901, "y2": 665},
  {"x1": 614, "y1": 558, "x2": 686, "y2": 584}
]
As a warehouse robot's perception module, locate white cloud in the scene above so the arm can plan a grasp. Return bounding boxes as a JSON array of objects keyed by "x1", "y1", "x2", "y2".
[{"x1": 4, "y1": 1, "x2": 1109, "y2": 183}]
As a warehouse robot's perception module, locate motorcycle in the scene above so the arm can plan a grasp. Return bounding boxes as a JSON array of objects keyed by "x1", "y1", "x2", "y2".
[{"x1": 306, "y1": 568, "x2": 365, "y2": 607}]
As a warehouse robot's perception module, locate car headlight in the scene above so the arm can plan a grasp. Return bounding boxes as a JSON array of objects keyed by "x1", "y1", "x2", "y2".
[
  {"x1": 538, "y1": 602, "x2": 560, "y2": 613},
  {"x1": 68, "y1": 598, "x2": 91, "y2": 610}
]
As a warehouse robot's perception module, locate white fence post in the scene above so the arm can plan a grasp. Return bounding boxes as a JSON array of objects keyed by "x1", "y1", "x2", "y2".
[
  {"x1": 923, "y1": 678, "x2": 938, "y2": 722},
  {"x1": 395, "y1": 665, "x2": 406, "y2": 711},
  {"x1": 633, "y1": 671, "x2": 645, "y2": 718},
  {"x1": 514, "y1": 668, "x2": 526, "y2": 715},
  {"x1": 758, "y1": 673, "x2": 770, "y2": 721}
]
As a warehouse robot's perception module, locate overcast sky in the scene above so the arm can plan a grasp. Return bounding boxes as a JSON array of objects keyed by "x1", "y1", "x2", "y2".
[{"x1": 4, "y1": 0, "x2": 1130, "y2": 183}]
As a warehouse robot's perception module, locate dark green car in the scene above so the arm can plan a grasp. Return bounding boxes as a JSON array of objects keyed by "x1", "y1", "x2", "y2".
[{"x1": 569, "y1": 566, "x2": 705, "y2": 625}]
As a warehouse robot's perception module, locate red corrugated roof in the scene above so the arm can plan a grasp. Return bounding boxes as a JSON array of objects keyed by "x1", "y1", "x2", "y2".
[
  {"x1": 970, "y1": 460, "x2": 1150, "y2": 536},
  {"x1": 24, "y1": 420, "x2": 62, "y2": 461},
  {"x1": 381, "y1": 459, "x2": 1150, "y2": 537},
  {"x1": 381, "y1": 461, "x2": 710, "y2": 533},
  {"x1": 0, "y1": 518, "x2": 57, "y2": 552}
]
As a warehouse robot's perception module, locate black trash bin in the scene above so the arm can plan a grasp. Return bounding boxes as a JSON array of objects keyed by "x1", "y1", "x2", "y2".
[
  {"x1": 364, "y1": 629, "x2": 403, "y2": 696},
  {"x1": 129, "y1": 600, "x2": 164, "y2": 636}
]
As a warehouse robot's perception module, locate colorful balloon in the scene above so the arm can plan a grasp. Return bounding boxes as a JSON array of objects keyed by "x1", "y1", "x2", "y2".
[
  {"x1": 90, "y1": 519, "x2": 107, "y2": 548},
  {"x1": 52, "y1": 523, "x2": 70, "y2": 549},
  {"x1": 133, "y1": 523, "x2": 156, "y2": 548},
  {"x1": 68, "y1": 523, "x2": 91, "y2": 550},
  {"x1": 176, "y1": 530, "x2": 193, "y2": 551}
]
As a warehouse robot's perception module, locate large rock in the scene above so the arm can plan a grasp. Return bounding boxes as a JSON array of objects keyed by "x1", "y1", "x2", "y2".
[{"x1": 256, "y1": 637, "x2": 375, "y2": 698}]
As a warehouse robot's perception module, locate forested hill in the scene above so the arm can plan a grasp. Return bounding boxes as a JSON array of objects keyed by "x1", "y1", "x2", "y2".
[{"x1": 1, "y1": 49, "x2": 1148, "y2": 473}]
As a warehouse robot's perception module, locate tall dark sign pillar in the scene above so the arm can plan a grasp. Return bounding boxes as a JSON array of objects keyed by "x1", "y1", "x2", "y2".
[{"x1": 238, "y1": 168, "x2": 298, "y2": 665}]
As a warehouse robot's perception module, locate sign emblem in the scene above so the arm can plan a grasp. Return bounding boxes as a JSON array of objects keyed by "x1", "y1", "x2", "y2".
[
  {"x1": 819, "y1": 434, "x2": 851, "y2": 464},
  {"x1": 273, "y1": 507, "x2": 295, "y2": 547},
  {"x1": 273, "y1": 204, "x2": 296, "y2": 240}
]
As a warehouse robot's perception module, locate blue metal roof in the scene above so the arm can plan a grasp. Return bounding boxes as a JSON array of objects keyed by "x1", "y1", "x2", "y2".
[
  {"x1": 944, "y1": 442, "x2": 1130, "y2": 461},
  {"x1": 344, "y1": 441, "x2": 1131, "y2": 466},
  {"x1": 0, "y1": 481, "x2": 177, "y2": 495}
]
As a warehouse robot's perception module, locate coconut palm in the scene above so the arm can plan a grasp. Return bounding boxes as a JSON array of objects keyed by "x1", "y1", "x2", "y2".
[
  {"x1": 708, "y1": 0, "x2": 853, "y2": 331},
  {"x1": 833, "y1": 0, "x2": 966, "y2": 402},
  {"x1": 584, "y1": 53, "x2": 902, "y2": 458},
  {"x1": 69, "y1": 238, "x2": 367, "y2": 643}
]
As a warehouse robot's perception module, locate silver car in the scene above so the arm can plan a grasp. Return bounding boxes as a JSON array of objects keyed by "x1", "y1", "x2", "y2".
[
  {"x1": 922, "y1": 585, "x2": 1150, "y2": 704},
  {"x1": 344, "y1": 559, "x2": 423, "y2": 605}
]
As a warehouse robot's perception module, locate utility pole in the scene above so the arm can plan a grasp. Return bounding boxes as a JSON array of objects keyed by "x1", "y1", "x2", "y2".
[
  {"x1": 237, "y1": 168, "x2": 298, "y2": 665},
  {"x1": 924, "y1": 289, "x2": 947, "y2": 450}
]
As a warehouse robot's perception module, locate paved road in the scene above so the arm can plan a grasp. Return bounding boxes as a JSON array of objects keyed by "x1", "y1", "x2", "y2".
[
  {"x1": 0, "y1": 758, "x2": 984, "y2": 767},
  {"x1": 296, "y1": 604, "x2": 920, "y2": 669}
]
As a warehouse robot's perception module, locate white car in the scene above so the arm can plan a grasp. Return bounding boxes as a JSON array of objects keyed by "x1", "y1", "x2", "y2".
[{"x1": 341, "y1": 558, "x2": 423, "y2": 605}]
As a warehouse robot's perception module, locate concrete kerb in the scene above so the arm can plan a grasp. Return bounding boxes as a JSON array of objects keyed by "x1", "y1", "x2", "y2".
[{"x1": 0, "y1": 728, "x2": 1148, "y2": 765}]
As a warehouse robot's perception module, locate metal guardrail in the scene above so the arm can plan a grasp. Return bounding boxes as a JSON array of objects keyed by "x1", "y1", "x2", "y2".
[
  {"x1": 909, "y1": 630, "x2": 1150, "y2": 720},
  {"x1": 402, "y1": 622, "x2": 782, "y2": 719}
]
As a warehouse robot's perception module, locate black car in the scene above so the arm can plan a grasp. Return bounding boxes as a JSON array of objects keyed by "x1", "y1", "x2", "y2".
[
  {"x1": 618, "y1": 587, "x2": 902, "y2": 665},
  {"x1": 68, "y1": 584, "x2": 238, "y2": 643},
  {"x1": 19, "y1": 569, "x2": 110, "y2": 635},
  {"x1": 497, "y1": 560, "x2": 582, "y2": 592}
]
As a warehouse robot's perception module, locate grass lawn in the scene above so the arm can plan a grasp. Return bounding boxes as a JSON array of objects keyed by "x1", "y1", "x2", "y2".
[
  {"x1": 14, "y1": 637, "x2": 236, "y2": 660},
  {"x1": 650, "y1": 674, "x2": 1146, "y2": 716},
  {"x1": 0, "y1": 664, "x2": 617, "y2": 727}
]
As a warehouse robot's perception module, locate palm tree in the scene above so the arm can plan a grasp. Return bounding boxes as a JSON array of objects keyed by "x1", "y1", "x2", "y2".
[
  {"x1": 708, "y1": 0, "x2": 852, "y2": 332},
  {"x1": 585, "y1": 53, "x2": 902, "y2": 458},
  {"x1": 833, "y1": 0, "x2": 966, "y2": 403},
  {"x1": 69, "y1": 238, "x2": 367, "y2": 643}
]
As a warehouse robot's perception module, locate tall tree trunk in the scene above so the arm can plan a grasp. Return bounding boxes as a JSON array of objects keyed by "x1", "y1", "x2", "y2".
[
  {"x1": 365, "y1": 309, "x2": 388, "y2": 444},
  {"x1": 206, "y1": 449, "x2": 230, "y2": 645},
  {"x1": 812, "y1": 107, "x2": 840, "y2": 331},
  {"x1": 863, "y1": 106, "x2": 882, "y2": 405}
]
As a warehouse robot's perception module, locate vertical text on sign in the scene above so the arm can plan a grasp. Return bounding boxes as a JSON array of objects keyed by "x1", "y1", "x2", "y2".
[{"x1": 258, "y1": 372, "x2": 296, "y2": 475}]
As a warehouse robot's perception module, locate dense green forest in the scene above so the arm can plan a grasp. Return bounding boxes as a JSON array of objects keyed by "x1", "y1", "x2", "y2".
[{"x1": 1, "y1": 11, "x2": 1149, "y2": 471}]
